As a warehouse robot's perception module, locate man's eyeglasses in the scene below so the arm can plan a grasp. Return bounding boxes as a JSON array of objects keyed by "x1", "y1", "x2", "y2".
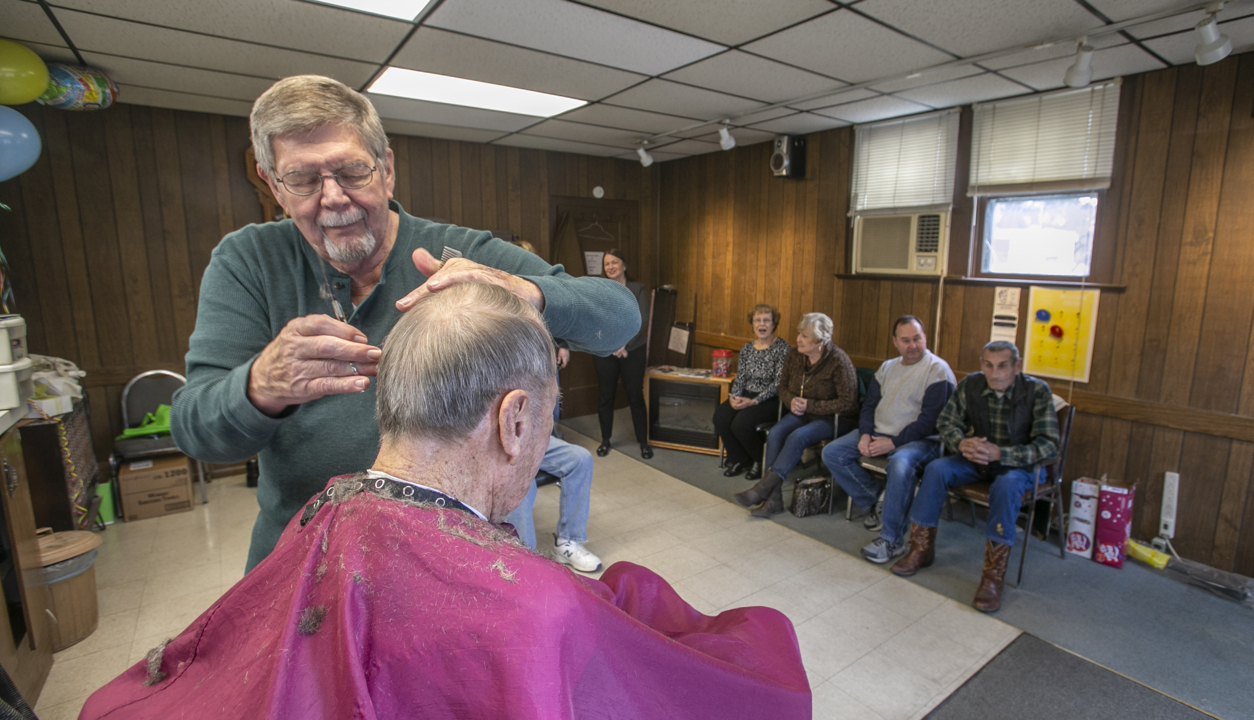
[{"x1": 276, "y1": 165, "x2": 377, "y2": 196}]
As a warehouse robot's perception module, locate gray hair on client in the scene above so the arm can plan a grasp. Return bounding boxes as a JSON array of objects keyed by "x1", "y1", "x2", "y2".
[
  {"x1": 377, "y1": 282, "x2": 557, "y2": 444},
  {"x1": 798, "y1": 312, "x2": 833, "y2": 344}
]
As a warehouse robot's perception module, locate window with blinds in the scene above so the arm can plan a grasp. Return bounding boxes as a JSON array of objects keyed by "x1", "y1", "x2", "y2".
[
  {"x1": 850, "y1": 109, "x2": 959, "y2": 214},
  {"x1": 969, "y1": 80, "x2": 1120, "y2": 195}
]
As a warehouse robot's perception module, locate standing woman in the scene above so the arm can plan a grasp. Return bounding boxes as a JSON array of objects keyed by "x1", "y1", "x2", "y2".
[
  {"x1": 713, "y1": 304, "x2": 790, "y2": 480},
  {"x1": 735, "y1": 313, "x2": 857, "y2": 518},
  {"x1": 593, "y1": 249, "x2": 652, "y2": 460}
]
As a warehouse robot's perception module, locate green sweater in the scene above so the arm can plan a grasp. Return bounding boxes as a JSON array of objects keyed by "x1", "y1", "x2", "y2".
[{"x1": 171, "y1": 202, "x2": 638, "y2": 570}]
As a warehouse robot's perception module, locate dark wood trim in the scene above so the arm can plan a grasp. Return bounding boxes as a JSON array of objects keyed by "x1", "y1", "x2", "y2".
[
  {"x1": 81, "y1": 363, "x2": 186, "y2": 387},
  {"x1": 939, "y1": 276, "x2": 1125, "y2": 291}
]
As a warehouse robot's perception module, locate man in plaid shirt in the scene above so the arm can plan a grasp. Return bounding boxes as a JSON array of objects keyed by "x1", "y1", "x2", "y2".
[{"x1": 891, "y1": 341, "x2": 1059, "y2": 613}]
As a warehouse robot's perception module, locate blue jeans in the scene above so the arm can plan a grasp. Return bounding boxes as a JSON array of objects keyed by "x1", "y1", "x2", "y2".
[
  {"x1": 504, "y1": 436, "x2": 594, "y2": 549},
  {"x1": 764, "y1": 413, "x2": 835, "y2": 479},
  {"x1": 909, "y1": 455, "x2": 1042, "y2": 546},
  {"x1": 822, "y1": 431, "x2": 939, "y2": 545}
]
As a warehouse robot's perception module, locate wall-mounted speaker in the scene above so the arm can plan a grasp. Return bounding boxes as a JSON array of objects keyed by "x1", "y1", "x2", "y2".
[{"x1": 770, "y1": 135, "x2": 806, "y2": 178}]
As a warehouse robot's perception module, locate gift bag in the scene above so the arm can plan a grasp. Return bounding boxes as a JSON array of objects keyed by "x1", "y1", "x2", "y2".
[{"x1": 790, "y1": 477, "x2": 831, "y2": 518}]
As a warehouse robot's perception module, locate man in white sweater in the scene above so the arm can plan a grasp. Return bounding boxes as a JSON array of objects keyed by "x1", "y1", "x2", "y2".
[{"x1": 822, "y1": 316, "x2": 956, "y2": 564}]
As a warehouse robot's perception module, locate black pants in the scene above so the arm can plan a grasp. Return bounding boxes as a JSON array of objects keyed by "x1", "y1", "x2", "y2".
[
  {"x1": 712, "y1": 396, "x2": 780, "y2": 465},
  {"x1": 592, "y1": 346, "x2": 648, "y2": 443}
]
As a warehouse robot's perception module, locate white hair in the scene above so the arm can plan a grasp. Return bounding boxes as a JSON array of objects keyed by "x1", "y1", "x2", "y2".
[
  {"x1": 250, "y1": 75, "x2": 390, "y2": 177},
  {"x1": 798, "y1": 313, "x2": 833, "y2": 344},
  {"x1": 376, "y1": 282, "x2": 556, "y2": 443}
]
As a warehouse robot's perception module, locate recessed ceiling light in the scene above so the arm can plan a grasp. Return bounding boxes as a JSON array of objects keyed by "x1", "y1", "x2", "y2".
[
  {"x1": 368, "y1": 67, "x2": 587, "y2": 117},
  {"x1": 304, "y1": 0, "x2": 436, "y2": 22}
]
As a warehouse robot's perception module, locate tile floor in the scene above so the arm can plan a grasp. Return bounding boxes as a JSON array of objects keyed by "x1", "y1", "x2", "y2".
[{"x1": 33, "y1": 430, "x2": 1019, "y2": 720}]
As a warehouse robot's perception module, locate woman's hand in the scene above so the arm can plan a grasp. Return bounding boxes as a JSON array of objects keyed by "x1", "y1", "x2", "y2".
[
  {"x1": 613, "y1": 346, "x2": 628, "y2": 359},
  {"x1": 557, "y1": 347, "x2": 570, "y2": 369},
  {"x1": 729, "y1": 395, "x2": 751, "y2": 410},
  {"x1": 790, "y1": 397, "x2": 807, "y2": 415}
]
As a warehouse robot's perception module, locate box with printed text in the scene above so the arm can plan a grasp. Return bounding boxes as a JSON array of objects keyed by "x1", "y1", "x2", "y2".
[{"x1": 117, "y1": 454, "x2": 193, "y2": 521}]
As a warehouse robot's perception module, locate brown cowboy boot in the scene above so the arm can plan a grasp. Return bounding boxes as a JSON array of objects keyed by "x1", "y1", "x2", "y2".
[
  {"x1": 972, "y1": 541, "x2": 1012, "y2": 613},
  {"x1": 891, "y1": 523, "x2": 937, "y2": 577},
  {"x1": 735, "y1": 471, "x2": 783, "y2": 508},
  {"x1": 750, "y1": 482, "x2": 784, "y2": 518}
]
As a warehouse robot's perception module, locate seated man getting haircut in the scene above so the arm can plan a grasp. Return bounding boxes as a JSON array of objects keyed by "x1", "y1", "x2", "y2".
[{"x1": 82, "y1": 282, "x2": 810, "y2": 720}]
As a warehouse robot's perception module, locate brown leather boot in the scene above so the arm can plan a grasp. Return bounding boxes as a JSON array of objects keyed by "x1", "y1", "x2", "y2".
[
  {"x1": 735, "y1": 471, "x2": 783, "y2": 508},
  {"x1": 973, "y1": 541, "x2": 1012, "y2": 613},
  {"x1": 749, "y1": 483, "x2": 784, "y2": 518},
  {"x1": 891, "y1": 523, "x2": 937, "y2": 577}
]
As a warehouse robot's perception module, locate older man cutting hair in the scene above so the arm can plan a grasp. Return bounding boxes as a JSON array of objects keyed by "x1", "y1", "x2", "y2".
[{"x1": 83, "y1": 283, "x2": 810, "y2": 720}]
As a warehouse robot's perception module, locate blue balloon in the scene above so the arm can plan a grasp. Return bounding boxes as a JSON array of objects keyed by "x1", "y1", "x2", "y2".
[{"x1": 0, "y1": 106, "x2": 41, "y2": 182}]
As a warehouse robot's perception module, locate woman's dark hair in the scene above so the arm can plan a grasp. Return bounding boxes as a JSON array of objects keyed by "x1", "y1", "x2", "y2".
[
  {"x1": 604, "y1": 249, "x2": 633, "y2": 282},
  {"x1": 748, "y1": 303, "x2": 780, "y2": 329}
]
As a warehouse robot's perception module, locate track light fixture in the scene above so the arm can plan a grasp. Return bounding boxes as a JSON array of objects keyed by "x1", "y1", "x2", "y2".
[
  {"x1": 1064, "y1": 41, "x2": 1095, "y2": 88},
  {"x1": 637, "y1": 144, "x2": 654, "y2": 167},
  {"x1": 718, "y1": 124, "x2": 736, "y2": 151},
  {"x1": 1195, "y1": 4, "x2": 1232, "y2": 66}
]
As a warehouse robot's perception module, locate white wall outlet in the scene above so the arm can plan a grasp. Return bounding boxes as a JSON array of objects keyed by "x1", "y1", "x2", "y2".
[{"x1": 1160, "y1": 471, "x2": 1179, "y2": 539}]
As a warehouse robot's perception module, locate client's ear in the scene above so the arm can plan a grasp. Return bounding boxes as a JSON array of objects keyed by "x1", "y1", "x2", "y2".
[{"x1": 496, "y1": 389, "x2": 532, "y2": 464}]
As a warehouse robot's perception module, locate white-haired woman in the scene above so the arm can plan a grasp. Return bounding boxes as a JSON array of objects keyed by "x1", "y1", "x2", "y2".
[{"x1": 735, "y1": 313, "x2": 857, "y2": 518}]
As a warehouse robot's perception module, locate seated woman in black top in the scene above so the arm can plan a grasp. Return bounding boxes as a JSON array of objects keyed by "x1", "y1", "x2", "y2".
[{"x1": 713, "y1": 304, "x2": 790, "y2": 480}]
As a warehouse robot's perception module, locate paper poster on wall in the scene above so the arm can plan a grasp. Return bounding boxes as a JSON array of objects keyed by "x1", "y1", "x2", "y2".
[
  {"x1": 1024, "y1": 286, "x2": 1100, "y2": 383},
  {"x1": 584, "y1": 251, "x2": 605, "y2": 276},
  {"x1": 990, "y1": 286, "x2": 1021, "y2": 344},
  {"x1": 668, "y1": 326, "x2": 691, "y2": 354}
]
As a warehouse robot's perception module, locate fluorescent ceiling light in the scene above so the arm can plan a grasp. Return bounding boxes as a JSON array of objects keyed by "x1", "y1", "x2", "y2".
[
  {"x1": 304, "y1": 0, "x2": 436, "y2": 21},
  {"x1": 369, "y1": 67, "x2": 586, "y2": 117}
]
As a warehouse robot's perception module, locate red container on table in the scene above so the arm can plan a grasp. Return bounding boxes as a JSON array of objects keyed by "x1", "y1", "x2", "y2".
[
  {"x1": 1094, "y1": 480, "x2": 1136, "y2": 568},
  {"x1": 712, "y1": 349, "x2": 733, "y2": 378}
]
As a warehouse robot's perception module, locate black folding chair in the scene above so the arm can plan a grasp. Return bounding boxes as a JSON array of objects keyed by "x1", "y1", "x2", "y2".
[{"x1": 110, "y1": 370, "x2": 208, "y2": 505}]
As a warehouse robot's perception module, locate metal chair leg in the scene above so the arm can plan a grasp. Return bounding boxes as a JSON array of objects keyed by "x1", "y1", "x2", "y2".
[
  {"x1": 1051, "y1": 493, "x2": 1065, "y2": 559},
  {"x1": 964, "y1": 498, "x2": 977, "y2": 527},
  {"x1": 196, "y1": 460, "x2": 209, "y2": 505},
  {"x1": 1015, "y1": 496, "x2": 1039, "y2": 588}
]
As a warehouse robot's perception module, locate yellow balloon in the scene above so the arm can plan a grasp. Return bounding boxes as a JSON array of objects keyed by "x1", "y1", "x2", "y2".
[{"x1": 0, "y1": 40, "x2": 49, "y2": 106}]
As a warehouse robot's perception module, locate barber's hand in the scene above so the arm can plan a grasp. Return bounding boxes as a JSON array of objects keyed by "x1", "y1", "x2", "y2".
[
  {"x1": 556, "y1": 347, "x2": 570, "y2": 369},
  {"x1": 397, "y1": 248, "x2": 546, "y2": 313},
  {"x1": 248, "y1": 315, "x2": 380, "y2": 417},
  {"x1": 857, "y1": 434, "x2": 873, "y2": 456},
  {"x1": 729, "y1": 395, "x2": 750, "y2": 410},
  {"x1": 790, "y1": 397, "x2": 807, "y2": 415},
  {"x1": 867, "y1": 436, "x2": 895, "y2": 457},
  {"x1": 613, "y1": 346, "x2": 628, "y2": 359}
]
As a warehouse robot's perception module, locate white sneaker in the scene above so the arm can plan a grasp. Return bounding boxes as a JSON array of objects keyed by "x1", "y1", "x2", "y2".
[{"x1": 553, "y1": 535, "x2": 602, "y2": 573}]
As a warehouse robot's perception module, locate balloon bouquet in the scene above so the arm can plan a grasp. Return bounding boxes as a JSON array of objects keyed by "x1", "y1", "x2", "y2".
[{"x1": 0, "y1": 38, "x2": 118, "y2": 183}]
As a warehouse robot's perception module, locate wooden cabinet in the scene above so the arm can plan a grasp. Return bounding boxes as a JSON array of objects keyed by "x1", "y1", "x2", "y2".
[{"x1": 0, "y1": 427, "x2": 52, "y2": 704}]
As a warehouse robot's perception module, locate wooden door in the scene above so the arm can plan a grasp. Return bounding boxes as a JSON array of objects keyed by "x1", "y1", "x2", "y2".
[
  {"x1": 0, "y1": 428, "x2": 53, "y2": 704},
  {"x1": 549, "y1": 196, "x2": 642, "y2": 419}
]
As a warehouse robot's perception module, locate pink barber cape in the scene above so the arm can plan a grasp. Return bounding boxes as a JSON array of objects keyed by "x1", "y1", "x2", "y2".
[{"x1": 81, "y1": 475, "x2": 811, "y2": 719}]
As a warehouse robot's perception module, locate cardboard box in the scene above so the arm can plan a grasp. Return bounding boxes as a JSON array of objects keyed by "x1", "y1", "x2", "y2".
[
  {"x1": 1094, "y1": 479, "x2": 1136, "y2": 569},
  {"x1": 1066, "y1": 477, "x2": 1101, "y2": 559},
  {"x1": 118, "y1": 455, "x2": 193, "y2": 521}
]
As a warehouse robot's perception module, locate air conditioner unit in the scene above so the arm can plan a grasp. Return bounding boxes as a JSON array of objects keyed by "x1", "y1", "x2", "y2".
[{"x1": 852, "y1": 212, "x2": 948, "y2": 276}]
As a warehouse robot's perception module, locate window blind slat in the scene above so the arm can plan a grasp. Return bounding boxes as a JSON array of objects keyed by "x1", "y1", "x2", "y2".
[
  {"x1": 970, "y1": 81, "x2": 1120, "y2": 194},
  {"x1": 852, "y1": 110, "x2": 959, "y2": 213}
]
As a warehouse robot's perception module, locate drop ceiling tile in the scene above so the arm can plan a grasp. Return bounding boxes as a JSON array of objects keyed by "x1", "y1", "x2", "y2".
[
  {"x1": 789, "y1": 88, "x2": 880, "y2": 111},
  {"x1": 856, "y1": 0, "x2": 1103, "y2": 57},
  {"x1": 688, "y1": 126, "x2": 777, "y2": 147},
  {"x1": 870, "y1": 64, "x2": 985, "y2": 93},
  {"x1": 80, "y1": 53, "x2": 275, "y2": 102},
  {"x1": 520, "y1": 119, "x2": 646, "y2": 148},
  {"x1": 576, "y1": 0, "x2": 835, "y2": 45},
  {"x1": 664, "y1": 50, "x2": 845, "y2": 104},
  {"x1": 9, "y1": 41, "x2": 79, "y2": 65},
  {"x1": 652, "y1": 138, "x2": 721, "y2": 155},
  {"x1": 390, "y1": 27, "x2": 646, "y2": 102},
  {"x1": 894, "y1": 73, "x2": 1029, "y2": 108},
  {"x1": 614, "y1": 149, "x2": 685, "y2": 163},
  {"x1": 381, "y1": 118, "x2": 507, "y2": 144},
  {"x1": 366, "y1": 93, "x2": 540, "y2": 132},
  {"x1": 746, "y1": 112, "x2": 849, "y2": 135},
  {"x1": 117, "y1": 84, "x2": 255, "y2": 116},
  {"x1": 1127, "y1": 8, "x2": 1254, "y2": 40},
  {"x1": 602, "y1": 79, "x2": 765, "y2": 120},
  {"x1": 52, "y1": 0, "x2": 409, "y2": 63},
  {"x1": 1087, "y1": 0, "x2": 1193, "y2": 23},
  {"x1": 999, "y1": 44, "x2": 1166, "y2": 91},
  {"x1": 426, "y1": 0, "x2": 724, "y2": 76},
  {"x1": 2, "y1": 0, "x2": 68, "y2": 46},
  {"x1": 978, "y1": 33, "x2": 1125, "y2": 71},
  {"x1": 492, "y1": 134, "x2": 625, "y2": 157},
  {"x1": 557, "y1": 103, "x2": 697, "y2": 133},
  {"x1": 812, "y1": 95, "x2": 934, "y2": 123},
  {"x1": 54, "y1": 9, "x2": 377, "y2": 85},
  {"x1": 743, "y1": 9, "x2": 953, "y2": 83},
  {"x1": 728, "y1": 106, "x2": 798, "y2": 126},
  {"x1": 1142, "y1": 15, "x2": 1254, "y2": 65}
]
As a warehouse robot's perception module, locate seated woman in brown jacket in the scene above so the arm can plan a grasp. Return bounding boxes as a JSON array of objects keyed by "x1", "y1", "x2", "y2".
[{"x1": 735, "y1": 313, "x2": 857, "y2": 518}]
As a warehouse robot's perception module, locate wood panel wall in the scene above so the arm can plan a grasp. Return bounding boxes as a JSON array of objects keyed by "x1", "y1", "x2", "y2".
[
  {"x1": 659, "y1": 54, "x2": 1254, "y2": 575},
  {"x1": 0, "y1": 103, "x2": 656, "y2": 468}
]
